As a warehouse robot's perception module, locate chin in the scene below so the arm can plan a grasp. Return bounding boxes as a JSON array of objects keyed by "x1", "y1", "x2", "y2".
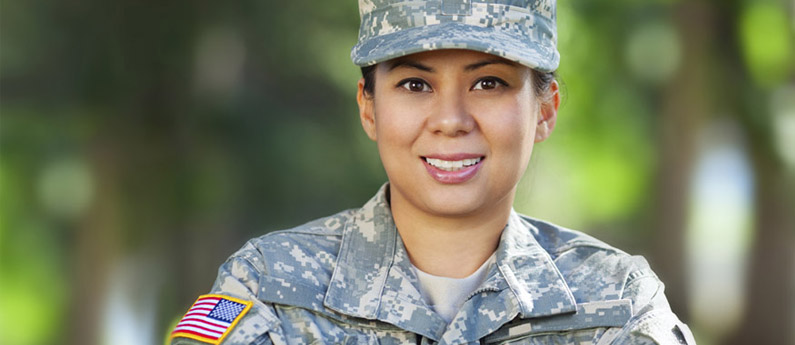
[{"x1": 420, "y1": 195, "x2": 487, "y2": 218}]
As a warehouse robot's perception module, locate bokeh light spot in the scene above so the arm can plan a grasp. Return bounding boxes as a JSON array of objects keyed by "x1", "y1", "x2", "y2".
[
  {"x1": 626, "y1": 19, "x2": 682, "y2": 85},
  {"x1": 38, "y1": 156, "x2": 94, "y2": 220}
]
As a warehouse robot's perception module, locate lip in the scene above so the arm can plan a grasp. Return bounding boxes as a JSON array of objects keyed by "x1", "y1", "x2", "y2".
[
  {"x1": 423, "y1": 153, "x2": 483, "y2": 161},
  {"x1": 421, "y1": 153, "x2": 485, "y2": 184}
]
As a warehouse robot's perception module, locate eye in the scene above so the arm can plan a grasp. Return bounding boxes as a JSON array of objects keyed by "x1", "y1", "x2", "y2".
[
  {"x1": 472, "y1": 77, "x2": 507, "y2": 90},
  {"x1": 398, "y1": 78, "x2": 432, "y2": 92}
]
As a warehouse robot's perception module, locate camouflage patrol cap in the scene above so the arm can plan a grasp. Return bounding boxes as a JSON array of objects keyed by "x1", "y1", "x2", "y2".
[{"x1": 351, "y1": 0, "x2": 559, "y2": 72}]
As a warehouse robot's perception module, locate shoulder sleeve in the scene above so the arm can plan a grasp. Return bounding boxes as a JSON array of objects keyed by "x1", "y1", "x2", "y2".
[
  {"x1": 609, "y1": 258, "x2": 697, "y2": 345},
  {"x1": 210, "y1": 241, "x2": 267, "y2": 297},
  {"x1": 170, "y1": 241, "x2": 284, "y2": 345}
]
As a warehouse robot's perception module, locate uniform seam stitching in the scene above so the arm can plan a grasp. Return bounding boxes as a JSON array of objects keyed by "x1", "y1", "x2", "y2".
[{"x1": 551, "y1": 242, "x2": 625, "y2": 256}]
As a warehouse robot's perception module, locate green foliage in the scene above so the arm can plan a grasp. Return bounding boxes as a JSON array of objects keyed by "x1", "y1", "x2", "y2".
[
  {"x1": 740, "y1": 1, "x2": 794, "y2": 87},
  {"x1": 0, "y1": 117, "x2": 69, "y2": 344},
  {"x1": 515, "y1": 2, "x2": 655, "y2": 232}
]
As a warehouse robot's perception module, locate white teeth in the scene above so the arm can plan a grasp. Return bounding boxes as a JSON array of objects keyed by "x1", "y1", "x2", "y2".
[{"x1": 425, "y1": 157, "x2": 482, "y2": 171}]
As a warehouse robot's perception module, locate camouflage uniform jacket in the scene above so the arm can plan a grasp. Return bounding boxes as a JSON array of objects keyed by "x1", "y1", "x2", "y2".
[{"x1": 172, "y1": 184, "x2": 695, "y2": 345}]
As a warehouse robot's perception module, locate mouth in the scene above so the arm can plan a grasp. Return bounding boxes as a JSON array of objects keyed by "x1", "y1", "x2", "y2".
[
  {"x1": 420, "y1": 154, "x2": 485, "y2": 184},
  {"x1": 422, "y1": 157, "x2": 483, "y2": 172}
]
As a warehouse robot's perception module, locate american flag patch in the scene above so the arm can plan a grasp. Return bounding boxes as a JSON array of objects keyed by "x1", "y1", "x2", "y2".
[{"x1": 171, "y1": 294, "x2": 253, "y2": 344}]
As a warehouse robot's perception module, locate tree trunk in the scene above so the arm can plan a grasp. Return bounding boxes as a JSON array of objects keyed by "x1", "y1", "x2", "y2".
[
  {"x1": 651, "y1": 1, "x2": 714, "y2": 321},
  {"x1": 66, "y1": 140, "x2": 123, "y2": 345},
  {"x1": 718, "y1": 0, "x2": 795, "y2": 342},
  {"x1": 727, "y1": 150, "x2": 795, "y2": 345}
]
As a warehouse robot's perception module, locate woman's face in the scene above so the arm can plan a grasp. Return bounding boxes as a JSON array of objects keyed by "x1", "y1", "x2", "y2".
[{"x1": 357, "y1": 49, "x2": 559, "y2": 220}]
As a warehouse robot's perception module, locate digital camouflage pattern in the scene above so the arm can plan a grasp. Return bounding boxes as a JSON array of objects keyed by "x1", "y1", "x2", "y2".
[
  {"x1": 350, "y1": 0, "x2": 560, "y2": 72},
  {"x1": 171, "y1": 184, "x2": 695, "y2": 345}
]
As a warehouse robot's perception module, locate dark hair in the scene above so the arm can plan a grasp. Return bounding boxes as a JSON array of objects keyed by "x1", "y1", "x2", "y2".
[
  {"x1": 361, "y1": 65, "x2": 377, "y2": 98},
  {"x1": 360, "y1": 64, "x2": 556, "y2": 99}
]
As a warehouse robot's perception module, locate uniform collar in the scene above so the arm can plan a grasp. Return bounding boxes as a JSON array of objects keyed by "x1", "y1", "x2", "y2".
[
  {"x1": 496, "y1": 210, "x2": 578, "y2": 318},
  {"x1": 324, "y1": 183, "x2": 400, "y2": 319},
  {"x1": 324, "y1": 184, "x2": 577, "y2": 341}
]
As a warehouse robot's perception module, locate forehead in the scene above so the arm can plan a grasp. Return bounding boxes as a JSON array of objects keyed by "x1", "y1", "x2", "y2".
[{"x1": 381, "y1": 49, "x2": 524, "y2": 72}]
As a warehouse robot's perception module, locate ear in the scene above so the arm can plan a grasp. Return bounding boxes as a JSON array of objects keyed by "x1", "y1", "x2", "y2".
[
  {"x1": 357, "y1": 78, "x2": 377, "y2": 141},
  {"x1": 534, "y1": 80, "x2": 560, "y2": 143}
]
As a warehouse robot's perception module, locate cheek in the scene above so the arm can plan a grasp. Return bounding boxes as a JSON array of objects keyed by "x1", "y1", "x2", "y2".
[
  {"x1": 477, "y1": 98, "x2": 537, "y2": 152},
  {"x1": 373, "y1": 96, "x2": 427, "y2": 143},
  {"x1": 372, "y1": 101, "x2": 417, "y2": 158},
  {"x1": 487, "y1": 103, "x2": 537, "y2": 184}
]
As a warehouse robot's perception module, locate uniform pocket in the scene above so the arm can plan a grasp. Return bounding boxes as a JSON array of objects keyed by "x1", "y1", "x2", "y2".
[
  {"x1": 343, "y1": 334, "x2": 381, "y2": 345},
  {"x1": 483, "y1": 300, "x2": 632, "y2": 345},
  {"x1": 610, "y1": 309, "x2": 696, "y2": 345}
]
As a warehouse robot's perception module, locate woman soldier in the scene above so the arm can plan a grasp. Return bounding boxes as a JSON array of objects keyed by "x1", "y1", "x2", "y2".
[{"x1": 170, "y1": 0, "x2": 695, "y2": 344}]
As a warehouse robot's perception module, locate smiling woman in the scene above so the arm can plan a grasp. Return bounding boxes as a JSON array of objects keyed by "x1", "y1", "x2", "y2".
[
  {"x1": 357, "y1": 50, "x2": 557, "y2": 278},
  {"x1": 169, "y1": 1, "x2": 695, "y2": 344}
]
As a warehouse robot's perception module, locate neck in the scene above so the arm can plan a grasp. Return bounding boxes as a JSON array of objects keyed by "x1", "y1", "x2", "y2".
[{"x1": 390, "y1": 190, "x2": 513, "y2": 279}]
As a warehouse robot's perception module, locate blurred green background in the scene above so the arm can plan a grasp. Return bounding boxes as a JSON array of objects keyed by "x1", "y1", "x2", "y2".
[{"x1": 1, "y1": 0, "x2": 794, "y2": 344}]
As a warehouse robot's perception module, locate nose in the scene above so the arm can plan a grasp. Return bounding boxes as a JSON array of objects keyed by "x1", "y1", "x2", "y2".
[{"x1": 426, "y1": 89, "x2": 475, "y2": 136}]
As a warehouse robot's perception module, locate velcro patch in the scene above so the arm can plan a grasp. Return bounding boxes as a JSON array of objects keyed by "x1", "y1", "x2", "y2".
[{"x1": 171, "y1": 294, "x2": 253, "y2": 344}]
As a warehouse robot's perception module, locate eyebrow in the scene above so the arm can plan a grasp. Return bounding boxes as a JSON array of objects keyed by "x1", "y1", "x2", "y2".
[
  {"x1": 387, "y1": 58, "x2": 518, "y2": 72},
  {"x1": 464, "y1": 59, "x2": 518, "y2": 71}
]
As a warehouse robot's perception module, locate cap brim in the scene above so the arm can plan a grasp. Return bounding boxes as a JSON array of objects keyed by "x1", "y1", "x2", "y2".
[{"x1": 351, "y1": 22, "x2": 559, "y2": 72}]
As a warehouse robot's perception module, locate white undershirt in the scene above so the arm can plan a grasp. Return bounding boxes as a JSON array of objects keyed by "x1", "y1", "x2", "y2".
[{"x1": 412, "y1": 253, "x2": 496, "y2": 323}]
